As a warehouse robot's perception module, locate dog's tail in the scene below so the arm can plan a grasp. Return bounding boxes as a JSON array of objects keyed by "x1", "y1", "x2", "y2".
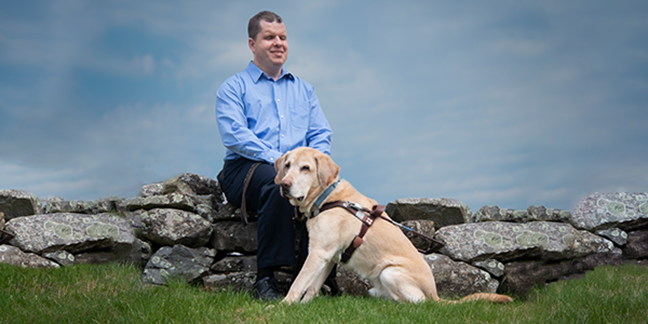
[{"x1": 441, "y1": 293, "x2": 513, "y2": 304}]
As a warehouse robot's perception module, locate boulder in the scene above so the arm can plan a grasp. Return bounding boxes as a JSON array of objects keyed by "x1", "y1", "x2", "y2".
[
  {"x1": 161, "y1": 172, "x2": 222, "y2": 197},
  {"x1": 472, "y1": 205, "x2": 571, "y2": 223},
  {"x1": 0, "y1": 189, "x2": 40, "y2": 220},
  {"x1": 527, "y1": 205, "x2": 572, "y2": 223},
  {"x1": 141, "y1": 182, "x2": 164, "y2": 197},
  {"x1": 136, "y1": 208, "x2": 212, "y2": 247},
  {"x1": 400, "y1": 220, "x2": 435, "y2": 251},
  {"x1": 471, "y1": 259, "x2": 506, "y2": 278},
  {"x1": 203, "y1": 272, "x2": 257, "y2": 292},
  {"x1": 335, "y1": 265, "x2": 372, "y2": 296},
  {"x1": 211, "y1": 255, "x2": 257, "y2": 273},
  {"x1": 142, "y1": 245, "x2": 215, "y2": 285},
  {"x1": 386, "y1": 198, "x2": 471, "y2": 228},
  {"x1": 622, "y1": 230, "x2": 648, "y2": 259},
  {"x1": 43, "y1": 250, "x2": 76, "y2": 266},
  {"x1": 472, "y1": 206, "x2": 529, "y2": 223},
  {"x1": 119, "y1": 193, "x2": 197, "y2": 213},
  {"x1": 210, "y1": 221, "x2": 258, "y2": 253},
  {"x1": 500, "y1": 248, "x2": 624, "y2": 297},
  {"x1": 41, "y1": 199, "x2": 117, "y2": 215},
  {"x1": 423, "y1": 253, "x2": 500, "y2": 298},
  {"x1": 595, "y1": 227, "x2": 628, "y2": 246},
  {"x1": 571, "y1": 192, "x2": 648, "y2": 231},
  {"x1": 0, "y1": 244, "x2": 60, "y2": 268},
  {"x1": 6, "y1": 213, "x2": 135, "y2": 255},
  {"x1": 435, "y1": 221, "x2": 615, "y2": 263}
]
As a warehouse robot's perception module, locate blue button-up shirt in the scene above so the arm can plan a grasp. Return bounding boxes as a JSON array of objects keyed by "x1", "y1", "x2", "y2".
[{"x1": 216, "y1": 62, "x2": 333, "y2": 164}]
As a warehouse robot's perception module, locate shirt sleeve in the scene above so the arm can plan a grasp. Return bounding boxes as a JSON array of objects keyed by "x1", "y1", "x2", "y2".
[
  {"x1": 305, "y1": 89, "x2": 333, "y2": 155},
  {"x1": 215, "y1": 78, "x2": 283, "y2": 163}
]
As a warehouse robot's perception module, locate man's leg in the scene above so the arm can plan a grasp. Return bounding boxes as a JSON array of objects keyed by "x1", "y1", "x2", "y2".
[{"x1": 217, "y1": 158, "x2": 294, "y2": 300}]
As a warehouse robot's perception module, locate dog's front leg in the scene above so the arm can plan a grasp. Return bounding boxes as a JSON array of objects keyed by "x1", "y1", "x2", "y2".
[
  {"x1": 282, "y1": 250, "x2": 334, "y2": 304},
  {"x1": 301, "y1": 259, "x2": 335, "y2": 302}
]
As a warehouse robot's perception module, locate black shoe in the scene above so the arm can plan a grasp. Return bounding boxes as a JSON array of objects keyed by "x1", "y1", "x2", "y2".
[{"x1": 253, "y1": 277, "x2": 283, "y2": 301}]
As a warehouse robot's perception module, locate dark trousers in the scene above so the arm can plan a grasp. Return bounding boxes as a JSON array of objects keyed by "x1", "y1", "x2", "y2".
[
  {"x1": 218, "y1": 157, "x2": 338, "y2": 294},
  {"x1": 217, "y1": 157, "x2": 295, "y2": 269}
]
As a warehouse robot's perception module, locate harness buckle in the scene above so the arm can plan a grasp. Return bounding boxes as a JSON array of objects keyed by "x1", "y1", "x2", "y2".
[{"x1": 345, "y1": 201, "x2": 363, "y2": 210}]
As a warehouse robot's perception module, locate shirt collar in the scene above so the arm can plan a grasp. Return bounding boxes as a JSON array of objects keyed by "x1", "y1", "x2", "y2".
[{"x1": 246, "y1": 61, "x2": 294, "y2": 83}]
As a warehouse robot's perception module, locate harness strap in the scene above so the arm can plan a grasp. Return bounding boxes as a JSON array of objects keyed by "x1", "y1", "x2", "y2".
[
  {"x1": 319, "y1": 201, "x2": 385, "y2": 263},
  {"x1": 240, "y1": 162, "x2": 261, "y2": 225}
]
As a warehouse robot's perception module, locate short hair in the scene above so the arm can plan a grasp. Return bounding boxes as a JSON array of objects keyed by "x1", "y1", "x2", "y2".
[{"x1": 248, "y1": 11, "x2": 283, "y2": 40}]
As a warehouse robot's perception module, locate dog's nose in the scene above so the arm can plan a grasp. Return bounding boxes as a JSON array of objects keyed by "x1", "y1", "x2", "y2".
[{"x1": 281, "y1": 178, "x2": 292, "y2": 190}]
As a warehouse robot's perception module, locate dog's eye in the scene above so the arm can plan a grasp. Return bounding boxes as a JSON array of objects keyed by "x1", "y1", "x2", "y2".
[
  {"x1": 285, "y1": 162, "x2": 291, "y2": 170},
  {"x1": 301, "y1": 165, "x2": 310, "y2": 172}
]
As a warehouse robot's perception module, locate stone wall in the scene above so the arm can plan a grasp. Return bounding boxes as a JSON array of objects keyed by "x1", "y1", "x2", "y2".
[{"x1": 1, "y1": 174, "x2": 647, "y2": 299}]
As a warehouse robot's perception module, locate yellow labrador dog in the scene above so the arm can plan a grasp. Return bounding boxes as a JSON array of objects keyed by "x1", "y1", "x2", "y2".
[{"x1": 274, "y1": 147, "x2": 513, "y2": 304}]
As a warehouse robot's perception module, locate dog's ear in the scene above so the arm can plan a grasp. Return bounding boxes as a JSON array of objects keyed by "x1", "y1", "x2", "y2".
[
  {"x1": 315, "y1": 152, "x2": 340, "y2": 188},
  {"x1": 274, "y1": 154, "x2": 287, "y2": 185}
]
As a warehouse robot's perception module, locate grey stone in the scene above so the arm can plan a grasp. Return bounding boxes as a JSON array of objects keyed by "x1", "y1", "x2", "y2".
[
  {"x1": 203, "y1": 272, "x2": 257, "y2": 292},
  {"x1": 472, "y1": 206, "x2": 529, "y2": 223},
  {"x1": 0, "y1": 189, "x2": 40, "y2": 220},
  {"x1": 423, "y1": 253, "x2": 500, "y2": 298},
  {"x1": 500, "y1": 249, "x2": 624, "y2": 297},
  {"x1": 142, "y1": 245, "x2": 215, "y2": 285},
  {"x1": 6, "y1": 212, "x2": 135, "y2": 254},
  {"x1": 386, "y1": 198, "x2": 471, "y2": 228},
  {"x1": 211, "y1": 255, "x2": 257, "y2": 273},
  {"x1": 435, "y1": 221, "x2": 615, "y2": 263},
  {"x1": 0, "y1": 244, "x2": 60, "y2": 268},
  {"x1": 119, "y1": 193, "x2": 197, "y2": 213},
  {"x1": 622, "y1": 230, "x2": 648, "y2": 259},
  {"x1": 43, "y1": 250, "x2": 76, "y2": 266},
  {"x1": 336, "y1": 265, "x2": 371, "y2": 296},
  {"x1": 210, "y1": 221, "x2": 258, "y2": 253},
  {"x1": 141, "y1": 182, "x2": 165, "y2": 197},
  {"x1": 571, "y1": 192, "x2": 648, "y2": 231},
  {"x1": 400, "y1": 220, "x2": 436, "y2": 251},
  {"x1": 137, "y1": 208, "x2": 212, "y2": 247},
  {"x1": 215, "y1": 203, "x2": 258, "y2": 222},
  {"x1": 41, "y1": 199, "x2": 117, "y2": 215},
  {"x1": 527, "y1": 205, "x2": 572, "y2": 223},
  {"x1": 472, "y1": 259, "x2": 506, "y2": 278},
  {"x1": 472, "y1": 205, "x2": 573, "y2": 223},
  {"x1": 162, "y1": 173, "x2": 222, "y2": 197},
  {"x1": 595, "y1": 228, "x2": 628, "y2": 246}
]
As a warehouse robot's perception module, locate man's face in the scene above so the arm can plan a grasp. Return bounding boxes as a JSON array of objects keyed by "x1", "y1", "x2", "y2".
[{"x1": 249, "y1": 21, "x2": 288, "y2": 76}]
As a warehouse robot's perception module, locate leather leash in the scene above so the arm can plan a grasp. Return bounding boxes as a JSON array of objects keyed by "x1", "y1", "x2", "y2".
[{"x1": 240, "y1": 162, "x2": 261, "y2": 225}]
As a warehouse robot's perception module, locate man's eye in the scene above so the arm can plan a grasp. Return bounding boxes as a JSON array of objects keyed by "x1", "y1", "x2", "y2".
[{"x1": 301, "y1": 166, "x2": 310, "y2": 172}]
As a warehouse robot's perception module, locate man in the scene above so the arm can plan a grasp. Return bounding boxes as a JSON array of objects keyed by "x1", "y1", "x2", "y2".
[{"x1": 215, "y1": 11, "x2": 333, "y2": 301}]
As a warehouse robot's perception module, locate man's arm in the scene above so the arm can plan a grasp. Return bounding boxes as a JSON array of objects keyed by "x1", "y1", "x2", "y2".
[
  {"x1": 305, "y1": 90, "x2": 333, "y2": 155},
  {"x1": 216, "y1": 79, "x2": 283, "y2": 163}
]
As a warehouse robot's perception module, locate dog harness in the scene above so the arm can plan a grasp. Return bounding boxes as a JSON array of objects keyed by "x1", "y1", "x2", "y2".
[
  {"x1": 306, "y1": 180, "x2": 445, "y2": 263},
  {"x1": 318, "y1": 201, "x2": 385, "y2": 263}
]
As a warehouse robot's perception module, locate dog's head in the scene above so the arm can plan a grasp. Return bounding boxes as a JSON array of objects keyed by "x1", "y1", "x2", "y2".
[{"x1": 274, "y1": 147, "x2": 340, "y2": 210}]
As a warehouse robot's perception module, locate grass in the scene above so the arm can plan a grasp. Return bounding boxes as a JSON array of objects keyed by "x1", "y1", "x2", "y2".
[{"x1": 1, "y1": 262, "x2": 647, "y2": 324}]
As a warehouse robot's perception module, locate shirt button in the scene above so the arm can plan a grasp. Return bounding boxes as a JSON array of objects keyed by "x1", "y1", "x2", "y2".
[{"x1": 277, "y1": 98, "x2": 281, "y2": 102}]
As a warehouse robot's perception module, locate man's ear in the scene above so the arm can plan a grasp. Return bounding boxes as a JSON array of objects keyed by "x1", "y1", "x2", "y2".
[
  {"x1": 274, "y1": 154, "x2": 287, "y2": 185},
  {"x1": 248, "y1": 37, "x2": 256, "y2": 54},
  {"x1": 314, "y1": 153, "x2": 340, "y2": 188}
]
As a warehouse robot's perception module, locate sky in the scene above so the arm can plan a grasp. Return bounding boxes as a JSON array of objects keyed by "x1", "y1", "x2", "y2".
[{"x1": 1, "y1": 0, "x2": 647, "y2": 213}]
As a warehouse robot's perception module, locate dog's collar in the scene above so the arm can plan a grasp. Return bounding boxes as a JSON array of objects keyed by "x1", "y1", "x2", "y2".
[{"x1": 311, "y1": 179, "x2": 341, "y2": 215}]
